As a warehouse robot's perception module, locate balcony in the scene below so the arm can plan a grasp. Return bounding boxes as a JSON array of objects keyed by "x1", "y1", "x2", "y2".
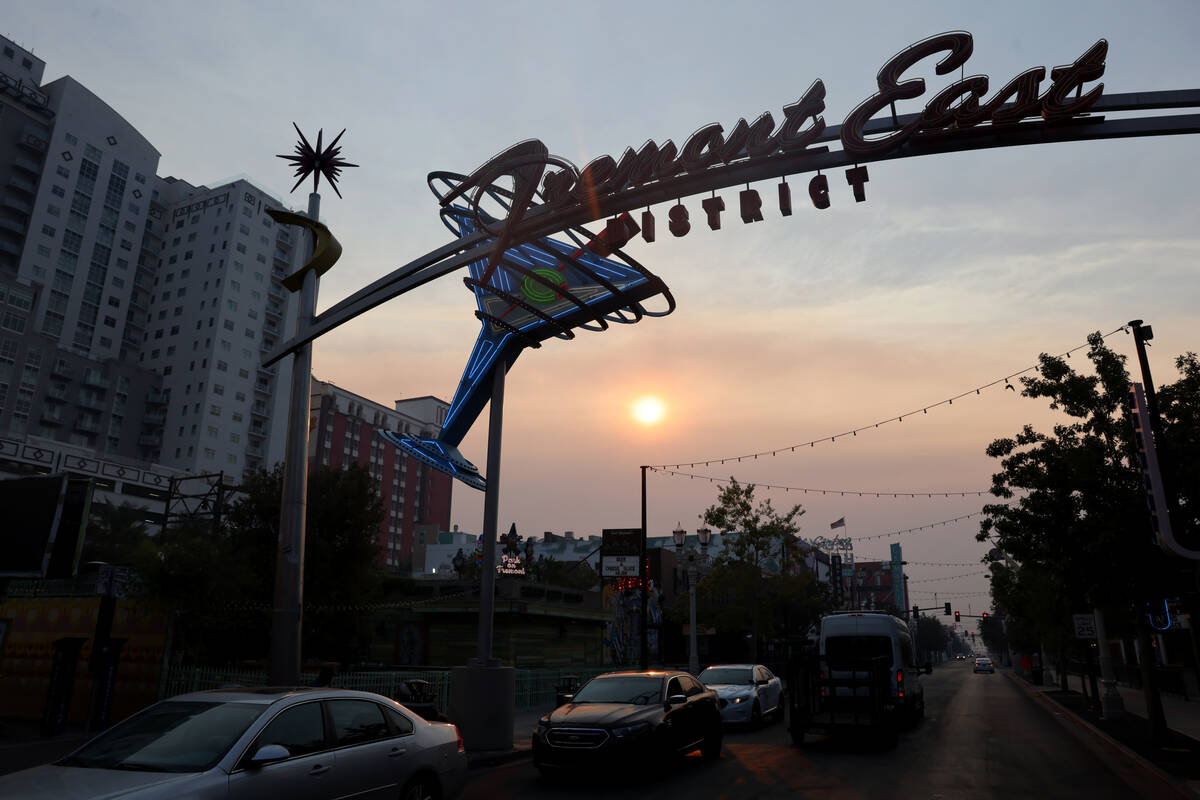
[
  {"x1": 50, "y1": 360, "x2": 72, "y2": 378},
  {"x1": 12, "y1": 155, "x2": 42, "y2": 175},
  {"x1": 73, "y1": 417, "x2": 101, "y2": 434},
  {"x1": 250, "y1": 405, "x2": 268, "y2": 418},
  {"x1": 40, "y1": 408, "x2": 64, "y2": 425},
  {"x1": 77, "y1": 393, "x2": 105, "y2": 411},
  {"x1": 7, "y1": 175, "x2": 36, "y2": 195},
  {"x1": 45, "y1": 384, "x2": 69, "y2": 402},
  {"x1": 246, "y1": 445, "x2": 264, "y2": 458},
  {"x1": 80, "y1": 370, "x2": 110, "y2": 389},
  {"x1": 19, "y1": 131, "x2": 48, "y2": 154},
  {"x1": 137, "y1": 433, "x2": 162, "y2": 448},
  {"x1": 0, "y1": 217, "x2": 26, "y2": 236},
  {"x1": 1, "y1": 194, "x2": 32, "y2": 214},
  {"x1": 145, "y1": 388, "x2": 168, "y2": 406},
  {"x1": 0, "y1": 239, "x2": 20, "y2": 257},
  {"x1": 143, "y1": 409, "x2": 166, "y2": 425}
]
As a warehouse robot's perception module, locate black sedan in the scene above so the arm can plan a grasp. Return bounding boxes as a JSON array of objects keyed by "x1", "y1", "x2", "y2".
[{"x1": 532, "y1": 671, "x2": 723, "y2": 774}]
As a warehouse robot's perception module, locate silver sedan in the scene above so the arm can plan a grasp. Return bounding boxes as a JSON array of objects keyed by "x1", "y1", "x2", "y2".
[
  {"x1": 0, "y1": 687, "x2": 467, "y2": 800},
  {"x1": 698, "y1": 664, "x2": 785, "y2": 725}
]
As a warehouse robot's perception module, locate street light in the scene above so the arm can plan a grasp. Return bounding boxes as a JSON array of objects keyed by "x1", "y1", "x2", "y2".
[{"x1": 674, "y1": 524, "x2": 712, "y2": 674}]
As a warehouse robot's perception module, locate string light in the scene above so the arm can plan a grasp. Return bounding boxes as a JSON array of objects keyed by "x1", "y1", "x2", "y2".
[
  {"x1": 649, "y1": 325, "x2": 1125, "y2": 470},
  {"x1": 650, "y1": 468, "x2": 987, "y2": 498},
  {"x1": 908, "y1": 570, "x2": 988, "y2": 583},
  {"x1": 847, "y1": 511, "x2": 984, "y2": 542}
]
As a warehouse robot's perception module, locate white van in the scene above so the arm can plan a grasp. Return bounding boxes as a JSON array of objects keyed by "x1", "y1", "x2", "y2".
[{"x1": 818, "y1": 612, "x2": 929, "y2": 726}]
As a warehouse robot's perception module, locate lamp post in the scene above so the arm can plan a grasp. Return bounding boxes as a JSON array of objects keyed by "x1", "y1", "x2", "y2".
[{"x1": 674, "y1": 524, "x2": 711, "y2": 674}]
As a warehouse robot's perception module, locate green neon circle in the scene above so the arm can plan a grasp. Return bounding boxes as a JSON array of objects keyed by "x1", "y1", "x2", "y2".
[{"x1": 522, "y1": 268, "x2": 566, "y2": 304}]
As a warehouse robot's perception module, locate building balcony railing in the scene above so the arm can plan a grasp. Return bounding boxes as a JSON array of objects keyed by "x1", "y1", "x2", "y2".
[
  {"x1": 50, "y1": 360, "x2": 72, "y2": 378},
  {"x1": 138, "y1": 433, "x2": 163, "y2": 448},
  {"x1": 0, "y1": 239, "x2": 20, "y2": 257},
  {"x1": 1, "y1": 194, "x2": 32, "y2": 214},
  {"x1": 0, "y1": 217, "x2": 26, "y2": 236},
  {"x1": 73, "y1": 418, "x2": 102, "y2": 434},
  {"x1": 80, "y1": 370, "x2": 110, "y2": 389},
  {"x1": 7, "y1": 175, "x2": 36, "y2": 195},
  {"x1": 45, "y1": 385, "x2": 69, "y2": 401},
  {"x1": 19, "y1": 131, "x2": 48, "y2": 154},
  {"x1": 12, "y1": 155, "x2": 42, "y2": 175},
  {"x1": 143, "y1": 410, "x2": 166, "y2": 425},
  {"x1": 40, "y1": 409, "x2": 64, "y2": 425},
  {"x1": 145, "y1": 388, "x2": 169, "y2": 406},
  {"x1": 77, "y1": 394, "x2": 105, "y2": 411},
  {"x1": 250, "y1": 406, "x2": 269, "y2": 418}
]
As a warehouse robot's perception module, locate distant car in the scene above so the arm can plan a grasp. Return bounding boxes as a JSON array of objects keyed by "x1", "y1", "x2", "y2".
[
  {"x1": 974, "y1": 657, "x2": 996, "y2": 674},
  {"x1": 0, "y1": 687, "x2": 466, "y2": 800},
  {"x1": 698, "y1": 664, "x2": 785, "y2": 726},
  {"x1": 532, "y1": 670, "x2": 722, "y2": 774}
]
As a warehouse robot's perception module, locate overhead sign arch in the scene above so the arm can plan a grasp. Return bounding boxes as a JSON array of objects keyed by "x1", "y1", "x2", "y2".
[{"x1": 262, "y1": 30, "x2": 1200, "y2": 488}]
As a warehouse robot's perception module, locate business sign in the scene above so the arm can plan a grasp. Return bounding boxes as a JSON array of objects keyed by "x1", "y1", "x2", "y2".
[{"x1": 601, "y1": 528, "x2": 642, "y2": 578}]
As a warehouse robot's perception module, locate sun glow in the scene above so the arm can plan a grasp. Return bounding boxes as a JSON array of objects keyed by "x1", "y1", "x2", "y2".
[{"x1": 631, "y1": 395, "x2": 667, "y2": 427}]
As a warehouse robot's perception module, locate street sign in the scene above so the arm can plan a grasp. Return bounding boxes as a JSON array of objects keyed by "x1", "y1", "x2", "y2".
[
  {"x1": 602, "y1": 555, "x2": 641, "y2": 577},
  {"x1": 601, "y1": 528, "x2": 642, "y2": 578},
  {"x1": 1073, "y1": 613, "x2": 1097, "y2": 639}
]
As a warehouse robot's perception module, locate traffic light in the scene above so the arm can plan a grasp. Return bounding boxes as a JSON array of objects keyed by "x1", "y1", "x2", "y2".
[
  {"x1": 981, "y1": 612, "x2": 988, "y2": 620},
  {"x1": 955, "y1": 611, "x2": 960, "y2": 622},
  {"x1": 944, "y1": 602, "x2": 951, "y2": 616},
  {"x1": 912, "y1": 605, "x2": 919, "y2": 619}
]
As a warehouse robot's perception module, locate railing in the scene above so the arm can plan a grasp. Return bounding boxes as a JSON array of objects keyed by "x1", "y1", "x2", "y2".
[{"x1": 160, "y1": 665, "x2": 618, "y2": 710}]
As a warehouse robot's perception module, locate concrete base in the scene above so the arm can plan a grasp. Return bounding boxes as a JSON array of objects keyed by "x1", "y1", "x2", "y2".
[
  {"x1": 1100, "y1": 679, "x2": 1125, "y2": 720},
  {"x1": 449, "y1": 664, "x2": 515, "y2": 752}
]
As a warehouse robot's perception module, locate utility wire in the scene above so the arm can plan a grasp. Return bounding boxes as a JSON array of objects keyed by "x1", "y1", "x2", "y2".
[
  {"x1": 648, "y1": 325, "x2": 1128, "y2": 469},
  {"x1": 650, "y1": 468, "x2": 987, "y2": 498}
]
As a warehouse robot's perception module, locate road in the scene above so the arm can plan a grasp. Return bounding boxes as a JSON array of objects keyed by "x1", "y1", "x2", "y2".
[{"x1": 463, "y1": 662, "x2": 1143, "y2": 799}]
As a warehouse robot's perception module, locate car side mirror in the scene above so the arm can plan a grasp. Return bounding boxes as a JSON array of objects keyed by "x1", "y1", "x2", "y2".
[
  {"x1": 924, "y1": 662, "x2": 933, "y2": 675},
  {"x1": 247, "y1": 744, "x2": 290, "y2": 767},
  {"x1": 756, "y1": 679, "x2": 769, "y2": 686},
  {"x1": 667, "y1": 694, "x2": 687, "y2": 706}
]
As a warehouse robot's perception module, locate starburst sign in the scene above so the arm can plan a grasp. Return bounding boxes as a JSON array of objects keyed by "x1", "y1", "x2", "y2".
[{"x1": 276, "y1": 123, "x2": 358, "y2": 198}]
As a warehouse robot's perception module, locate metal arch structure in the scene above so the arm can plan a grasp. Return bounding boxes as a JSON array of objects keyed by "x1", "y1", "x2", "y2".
[{"x1": 263, "y1": 94, "x2": 1200, "y2": 371}]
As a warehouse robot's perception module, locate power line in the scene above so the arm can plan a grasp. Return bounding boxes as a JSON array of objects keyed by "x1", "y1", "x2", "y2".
[
  {"x1": 650, "y1": 468, "x2": 987, "y2": 498},
  {"x1": 908, "y1": 570, "x2": 988, "y2": 583},
  {"x1": 648, "y1": 325, "x2": 1128, "y2": 469},
  {"x1": 848, "y1": 511, "x2": 984, "y2": 542}
]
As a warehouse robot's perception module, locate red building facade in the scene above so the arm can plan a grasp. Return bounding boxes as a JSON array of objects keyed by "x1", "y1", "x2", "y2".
[{"x1": 308, "y1": 378, "x2": 452, "y2": 571}]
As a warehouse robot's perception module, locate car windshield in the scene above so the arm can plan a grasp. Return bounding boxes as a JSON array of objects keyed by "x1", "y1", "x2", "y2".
[
  {"x1": 698, "y1": 668, "x2": 753, "y2": 685},
  {"x1": 61, "y1": 700, "x2": 265, "y2": 773},
  {"x1": 571, "y1": 676, "x2": 662, "y2": 705}
]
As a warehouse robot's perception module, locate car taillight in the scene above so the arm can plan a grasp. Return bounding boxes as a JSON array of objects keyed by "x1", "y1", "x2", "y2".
[
  {"x1": 454, "y1": 725, "x2": 464, "y2": 753},
  {"x1": 819, "y1": 670, "x2": 826, "y2": 697},
  {"x1": 897, "y1": 669, "x2": 904, "y2": 698}
]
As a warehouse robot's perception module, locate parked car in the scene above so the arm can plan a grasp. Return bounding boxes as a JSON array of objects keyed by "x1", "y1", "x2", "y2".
[
  {"x1": 974, "y1": 657, "x2": 996, "y2": 674},
  {"x1": 698, "y1": 664, "x2": 785, "y2": 725},
  {"x1": 532, "y1": 670, "x2": 722, "y2": 774},
  {"x1": 0, "y1": 687, "x2": 466, "y2": 800}
]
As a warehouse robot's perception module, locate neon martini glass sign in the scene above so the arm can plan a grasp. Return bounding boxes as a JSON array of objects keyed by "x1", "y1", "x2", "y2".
[{"x1": 379, "y1": 171, "x2": 674, "y2": 490}]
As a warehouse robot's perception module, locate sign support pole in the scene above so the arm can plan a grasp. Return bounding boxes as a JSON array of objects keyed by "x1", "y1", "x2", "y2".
[
  {"x1": 476, "y1": 364, "x2": 505, "y2": 666},
  {"x1": 640, "y1": 465, "x2": 649, "y2": 670}
]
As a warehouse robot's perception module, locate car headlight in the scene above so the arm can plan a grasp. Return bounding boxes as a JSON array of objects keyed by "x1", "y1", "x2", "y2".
[
  {"x1": 535, "y1": 717, "x2": 550, "y2": 737},
  {"x1": 729, "y1": 696, "x2": 747, "y2": 704},
  {"x1": 611, "y1": 722, "x2": 651, "y2": 740}
]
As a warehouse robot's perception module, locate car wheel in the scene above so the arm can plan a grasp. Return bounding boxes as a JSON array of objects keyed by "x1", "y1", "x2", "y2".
[
  {"x1": 401, "y1": 775, "x2": 439, "y2": 800},
  {"x1": 701, "y1": 727, "x2": 723, "y2": 761},
  {"x1": 751, "y1": 701, "x2": 762, "y2": 727}
]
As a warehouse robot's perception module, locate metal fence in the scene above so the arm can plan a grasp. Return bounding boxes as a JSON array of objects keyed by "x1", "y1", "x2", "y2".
[{"x1": 161, "y1": 665, "x2": 615, "y2": 710}]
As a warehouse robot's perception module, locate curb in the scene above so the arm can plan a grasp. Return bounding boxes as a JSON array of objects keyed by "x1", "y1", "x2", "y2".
[
  {"x1": 1006, "y1": 670, "x2": 1199, "y2": 800},
  {"x1": 465, "y1": 746, "x2": 533, "y2": 770}
]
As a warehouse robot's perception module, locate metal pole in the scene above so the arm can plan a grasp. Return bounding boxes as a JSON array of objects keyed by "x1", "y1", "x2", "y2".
[
  {"x1": 1093, "y1": 607, "x2": 1124, "y2": 719},
  {"x1": 270, "y1": 191, "x2": 319, "y2": 686},
  {"x1": 688, "y1": 561, "x2": 699, "y2": 674},
  {"x1": 475, "y1": 363, "x2": 505, "y2": 666},
  {"x1": 640, "y1": 465, "x2": 648, "y2": 670}
]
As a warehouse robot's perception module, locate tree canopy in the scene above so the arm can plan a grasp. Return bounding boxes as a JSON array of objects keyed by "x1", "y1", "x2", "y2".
[
  {"x1": 678, "y1": 479, "x2": 828, "y2": 656},
  {"x1": 978, "y1": 334, "x2": 1198, "y2": 655}
]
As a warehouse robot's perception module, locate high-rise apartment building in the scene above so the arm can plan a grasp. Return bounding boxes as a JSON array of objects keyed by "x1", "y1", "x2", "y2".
[
  {"x1": 309, "y1": 378, "x2": 453, "y2": 570},
  {"x1": 140, "y1": 177, "x2": 299, "y2": 476}
]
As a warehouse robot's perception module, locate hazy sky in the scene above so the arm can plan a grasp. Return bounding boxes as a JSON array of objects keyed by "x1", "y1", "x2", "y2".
[{"x1": 9, "y1": 1, "x2": 1199, "y2": 611}]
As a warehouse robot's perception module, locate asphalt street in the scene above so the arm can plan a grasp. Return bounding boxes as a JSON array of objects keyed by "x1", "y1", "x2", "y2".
[{"x1": 462, "y1": 661, "x2": 1144, "y2": 799}]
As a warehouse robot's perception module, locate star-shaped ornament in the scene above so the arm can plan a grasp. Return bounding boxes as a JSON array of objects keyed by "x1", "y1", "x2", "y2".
[{"x1": 276, "y1": 123, "x2": 358, "y2": 198}]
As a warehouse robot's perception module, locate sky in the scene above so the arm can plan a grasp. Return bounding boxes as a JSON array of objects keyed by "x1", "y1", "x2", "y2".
[{"x1": 8, "y1": 1, "x2": 1199, "y2": 614}]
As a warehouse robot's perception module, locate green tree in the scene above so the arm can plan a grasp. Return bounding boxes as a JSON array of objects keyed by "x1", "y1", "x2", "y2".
[
  {"x1": 977, "y1": 334, "x2": 1196, "y2": 685},
  {"x1": 82, "y1": 500, "x2": 155, "y2": 565},
  {"x1": 688, "y1": 479, "x2": 825, "y2": 658}
]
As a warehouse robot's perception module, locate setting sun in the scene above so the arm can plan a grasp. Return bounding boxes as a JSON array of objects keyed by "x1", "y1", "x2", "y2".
[{"x1": 631, "y1": 396, "x2": 667, "y2": 427}]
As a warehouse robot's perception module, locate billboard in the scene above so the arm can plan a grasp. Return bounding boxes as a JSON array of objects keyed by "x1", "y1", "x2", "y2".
[
  {"x1": 0, "y1": 474, "x2": 93, "y2": 578},
  {"x1": 600, "y1": 528, "x2": 642, "y2": 578}
]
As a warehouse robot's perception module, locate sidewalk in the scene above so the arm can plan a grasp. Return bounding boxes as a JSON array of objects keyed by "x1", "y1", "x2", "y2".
[
  {"x1": 462, "y1": 708, "x2": 546, "y2": 770},
  {"x1": 1009, "y1": 671, "x2": 1200, "y2": 799}
]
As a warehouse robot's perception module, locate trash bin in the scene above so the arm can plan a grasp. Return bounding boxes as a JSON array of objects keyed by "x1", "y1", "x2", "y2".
[{"x1": 554, "y1": 675, "x2": 580, "y2": 708}]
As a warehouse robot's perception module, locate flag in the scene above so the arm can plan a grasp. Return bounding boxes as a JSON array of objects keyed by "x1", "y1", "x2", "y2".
[{"x1": 830, "y1": 517, "x2": 845, "y2": 529}]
